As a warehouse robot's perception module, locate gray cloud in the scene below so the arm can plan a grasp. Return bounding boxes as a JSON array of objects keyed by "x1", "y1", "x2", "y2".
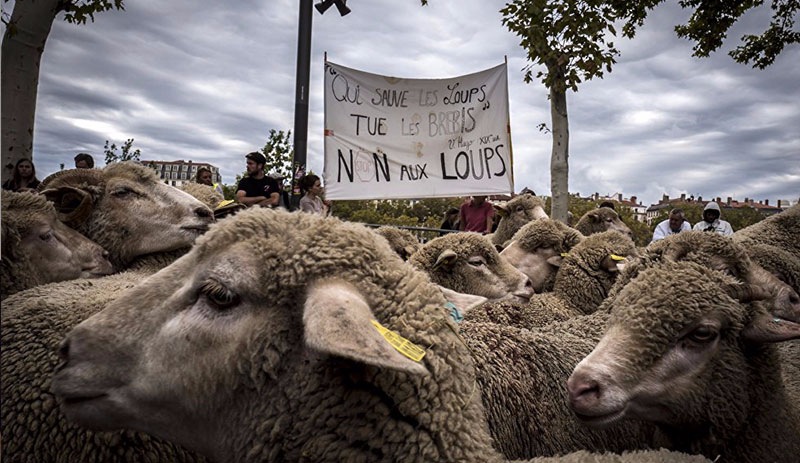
[{"x1": 15, "y1": 0, "x2": 799, "y2": 207}]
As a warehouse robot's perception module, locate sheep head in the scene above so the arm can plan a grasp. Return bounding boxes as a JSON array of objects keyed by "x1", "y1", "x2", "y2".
[
  {"x1": 574, "y1": 208, "x2": 633, "y2": 238},
  {"x1": 410, "y1": 232, "x2": 534, "y2": 302},
  {"x1": 491, "y1": 195, "x2": 548, "y2": 246},
  {"x1": 500, "y1": 218, "x2": 584, "y2": 293},
  {"x1": 1, "y1": 192, "x2": 114, "y2": 297},
  {"x1": 567, "y1": 261, "x2": 799, "y2": 435},
  {"x1": 639, "y1": 231, "x2": 800, "y2": 326},
  {"x1": 52, "y1": 209, "x2": 495, "y2": 462},
  {"x1": 39, "y1": 163, "x2": 215, "y2": 268}
]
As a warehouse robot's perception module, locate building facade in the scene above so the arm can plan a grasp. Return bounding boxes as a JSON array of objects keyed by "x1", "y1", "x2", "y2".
[{"x1": 140, "y1": 160, "x2": 222, "y2": 188}]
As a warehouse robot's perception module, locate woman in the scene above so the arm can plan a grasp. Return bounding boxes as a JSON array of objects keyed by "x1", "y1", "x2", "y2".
[
  {"x1": 2, "y1": 158, "x2": 41, "y2": 193},
  {"x1": 298, "y1": 174, "x2": 331, "y2": 216}
]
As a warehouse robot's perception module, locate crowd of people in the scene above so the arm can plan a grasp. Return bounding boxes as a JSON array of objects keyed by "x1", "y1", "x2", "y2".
[
  {"x1": 3, "y1": 151, "x2": 737, "y2": 241},
  {"x1": 651, "y1": 202, "x2": 733, "y2": 242}
]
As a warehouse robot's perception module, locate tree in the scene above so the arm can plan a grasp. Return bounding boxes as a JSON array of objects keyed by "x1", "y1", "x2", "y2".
[
  {"x1": 1, "y1": 0, "x2": 124, "y2": 182},
  {"x1": 103, "y1": 138, "x2": 140, "y2": 164},
  {"x1": 499, "y1": 1, "x2": 627, "y2": 224},
  {"x1": 260, "y1": 129, "x2": 294, "y2": 178},
  {"x1": 616, "y1": 0, "x2": 799, "y2": 69}
]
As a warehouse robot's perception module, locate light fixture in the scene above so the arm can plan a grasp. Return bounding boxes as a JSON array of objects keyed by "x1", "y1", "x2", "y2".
[
  {"x1": 315, "y1": 0, "x2": 350, "y2": 16},
  {"x1": 314, "y1": 0, "x2": 334, "y2": 14},
  {"x1": 334, "y1": 0, "x2": 351, "y2": 16}
]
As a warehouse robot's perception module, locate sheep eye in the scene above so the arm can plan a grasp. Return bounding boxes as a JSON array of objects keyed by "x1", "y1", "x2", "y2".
[
  {"x1": 200, "y1": 280, "x2": 240, "y2": 311},
  {"x1": 686, "y1": 326, "x2": 718, "y2": 344},
  {"x1": 467, "y1": 257, "x2": 486, "y2": 267},
  {"x1": 39, "y1": 231, "x2": 53, "y2": 241},
  {"x1": 111, "y1": 187, "x2": 137, "y2": 197},
  {"x1": 515, "y1": 206, "x2": 525, "y2": 212}
]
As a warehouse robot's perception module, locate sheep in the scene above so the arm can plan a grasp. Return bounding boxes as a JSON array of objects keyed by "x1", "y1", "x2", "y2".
[
  {"x1": 1, "y1": 271, "x2": 209, "y2": 463},
  {"x1": 461, "y1": 230, "x2": 800, "y2": 459},
  {"x1": 0, "y1": 170, "x2": 221, "y2": 461},
  {"x1": 38, "y1": 162, "x2": 214, "y2": 269},
  {"x1": 733, "y1": 204, "x2": 800, "y2": 295},
  {"x1": 624, "y1": 231, "x2": 800, "y2": 317},
  {"x1": 49, "y1": 208, "x2": 709, "y2": 463},
  {"x1": 1, "y1": 191, "x2": 114, "y2": 299},
  {"x1": 568, "y1": 261, "x2": 800, "y2": 463},
  {"x1": 491, "y1": 194, "x2": 548, "y2": 247},
  {"x1": 466, "y1": 231, "x2": 637, "y2": 327},
  {"x1": 181, "y1": 181, "x2": 224, "y2": 210},
  {"x1": 499, "y1": 218, "x2": 585, "y2": 293},
  {"x1": 374, "y1": 225, "x2": 422, "y2": 260},
  {"x1": 461, "y1": 319, "x2": 658, "y2": 459},
  {"x1": 574, "y1": 207, "x2": 632, "y2": 238},
  {"x1": 734, "y1": 203, "x2": 800, "y2": 259},
  {"x1": 408, "y1": 231, "x2": 534, "y2": 303}
]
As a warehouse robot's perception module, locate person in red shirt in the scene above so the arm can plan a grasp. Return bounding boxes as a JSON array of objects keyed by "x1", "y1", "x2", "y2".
[{"x1": 459, "y1": 195, "x2": 494, "y2": 234}]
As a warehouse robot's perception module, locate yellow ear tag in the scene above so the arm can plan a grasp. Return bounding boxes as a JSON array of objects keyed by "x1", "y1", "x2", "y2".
[
  {"x1": 560, "y1": 252, "x2": 569, "y2": 257},
  {"x1": 610, "y1": 254, "x2": 626, "y2": 261},
  {"x1": 370, "y1": 320, "x2": 426, "y2": 362}
]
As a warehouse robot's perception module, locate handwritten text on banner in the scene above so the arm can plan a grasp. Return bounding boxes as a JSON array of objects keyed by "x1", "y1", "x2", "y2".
[{"x1": 322, "y1": 62, "x2": 514, "y2": 200}]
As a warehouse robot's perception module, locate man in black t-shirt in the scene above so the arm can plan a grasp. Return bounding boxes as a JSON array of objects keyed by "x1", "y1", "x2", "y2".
[{"x1": 235, "y1": 152, "x2": 280, "y2": 208}]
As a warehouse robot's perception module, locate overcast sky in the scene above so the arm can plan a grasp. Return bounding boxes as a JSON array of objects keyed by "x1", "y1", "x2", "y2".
[{"x1": 9, "y1": 0, "x2": 800, "y2": 207}]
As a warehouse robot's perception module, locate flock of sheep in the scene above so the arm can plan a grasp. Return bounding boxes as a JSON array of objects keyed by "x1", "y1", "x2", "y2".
[{"x1": 1, "y1": 161, "x2": 798, "y2": 463}]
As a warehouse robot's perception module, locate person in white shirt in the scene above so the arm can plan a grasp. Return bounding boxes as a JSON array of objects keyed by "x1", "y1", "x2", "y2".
[
  {"x1": 652, "y1": 208, "x2": 692, "y2": 242},
  {"x1": 692, "y1": 201, "x2": 734, "y2": 236}
]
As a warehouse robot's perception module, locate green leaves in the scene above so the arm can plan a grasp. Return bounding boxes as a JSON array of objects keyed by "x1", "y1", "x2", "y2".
[
  {"x1": 501, "y1": 0, "x2": 622, "y2": 92},
  {"x1": 260, "y1": 129, "x2": 294, "y2": 179},
  {"x1": 62, "y1": 1, "x2": 125, "y2": 25},
  {"x1": 103, "y1": 138, "x2": 140, "y2": 165}
]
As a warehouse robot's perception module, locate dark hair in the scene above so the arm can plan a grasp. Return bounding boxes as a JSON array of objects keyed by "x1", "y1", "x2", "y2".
[
  {"x1": 445, "y1": 207, "x2": 459, "y2": 216},
  {"x1": 300, "y1": 174, "x2": 321, "y2": 193},
  {"x1": 195, "y1": 166, "x2": 213, "y2": 184},
  {"x1": 74, "y1": 152, "x2": 94, "y2": 168},
  {"x1": 669, "y1": 208, "x2": 684, "y2": 217},
  {"x1": 245, "y1": 151, "x2": 267, "y2": 165},
  {"x1": 12, "y1": 158, "x2": 37, "y2": 187},
  {"x1": 598, "y1": 201, "x2": 615, "y2": 210}
]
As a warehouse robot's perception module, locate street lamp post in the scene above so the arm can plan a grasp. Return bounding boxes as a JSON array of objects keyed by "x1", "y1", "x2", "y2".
[{"x1": 290, "y1": 0, "x2": 350, "y2": 209}]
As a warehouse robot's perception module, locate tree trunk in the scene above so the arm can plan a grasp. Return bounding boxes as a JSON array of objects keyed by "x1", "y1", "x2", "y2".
[
  {"x1": 548, "y1": 78, "x2": 569, "y2": 224},
  {"x1": 1, "y1": 0, "x2": 61, "y2": 182}
]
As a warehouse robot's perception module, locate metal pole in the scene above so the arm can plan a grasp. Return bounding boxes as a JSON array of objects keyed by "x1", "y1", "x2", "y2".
[{"x1": 291, "y1": 0, "x2": 313, "y2": 210}]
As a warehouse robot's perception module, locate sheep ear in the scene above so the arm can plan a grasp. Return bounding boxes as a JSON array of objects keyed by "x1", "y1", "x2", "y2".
[
  {"x1": 433, "y1": 249, "x2": 458, "y2": 271},
  {"x1": 40, "y1": 186, "x2": 96, "y2": 225},
  {"x1": 600, "y1": 255, "x2": 626, "y2": 273},
  {"x1": 730, "y1": 282, "x2": 799, "y2": 344},
  {"x1": 546, "y1": 255, "x2": 564, "y2": 268},
  {"x1": 743, "y1": 311, "x2": 800, "y2": 344},
  {"x1": 589, "y1": 210, "x2": 602, "y2": 223},
  {"x1": 493, "y1": 204, "x2": 508, "y2": 217},
  {"x1": 303, "y1": 279, "x2": 428, "y2": 376},
  {"x1": 438, "y1": 286, "x2": 488, "y2": 317}
]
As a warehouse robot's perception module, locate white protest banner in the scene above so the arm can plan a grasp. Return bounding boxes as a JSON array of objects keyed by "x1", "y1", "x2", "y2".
[{"x1": 323, "y1": 61, "x2": 514, "y2": 200}]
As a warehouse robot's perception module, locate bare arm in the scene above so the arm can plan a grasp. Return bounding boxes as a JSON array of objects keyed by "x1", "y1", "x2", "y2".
[
  {"x1": 236, "y1": 190, "x2": 268, "y2": 207},
  {"x1": 267, "y1": 192, "x2": 280, "y2": 207}
]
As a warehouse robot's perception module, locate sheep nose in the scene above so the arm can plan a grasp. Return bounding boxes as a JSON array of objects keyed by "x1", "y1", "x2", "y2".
[
  {"x1": 516, "y1": 277, "x2": 535, "y2": 300},
  {"x1": 567, "y1": 374, "x2": 602, "y2": 412}
]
